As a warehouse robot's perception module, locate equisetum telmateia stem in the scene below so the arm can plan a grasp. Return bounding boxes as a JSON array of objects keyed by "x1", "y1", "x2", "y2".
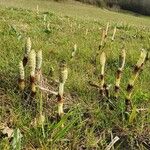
[
  {"x1": 71, "y1": 44, "x2": 77, "y2": 60},
  {"x1": 114, "y1": 48, "x2": 126, "y2": 98},
  {"x1": 36, "y1": 5, "x2": 39, "y2": 15},
  {"x1": 29, "y1": 49, "x2": 36, "y2": 96},
  {"x1": 23, "y1": 37, "x2": 31, "y2": 67},
  {"x1": 112, "y1": 26, "x2": 117, "y2": 41},
  {"x1": 125, "y1": 49, "x2": 147, "y2": 114},
  {"x1": 18, "y1": 61, "x2": 25, "y2": 91},
  {"x1": 99, "y1": 52, "x2": 106, "y2": 97},
  {"x1": 99, "y1": 29, "x2": 106, "y2": 50},
  {"x1": 85, "y1": 28, "x2": 88, "y2": 36},
  {"x1": 99, "y1": 22, "x2": 109, "y2": 50},
  {"x1": 36, "y1": 50, "x2": 43, "y2": 119},
  {"x1": 58, "y1": 60, "x2": 68, "y2": 119},
  {"x1": 36, "y1": 50, "x2": 42, "y2": 83},
  {"x1": 105, "y1": 22, "x2": 109, "y2": 38}
]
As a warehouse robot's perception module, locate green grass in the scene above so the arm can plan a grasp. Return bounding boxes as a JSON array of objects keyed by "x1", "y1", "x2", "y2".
[{"x1": 0, "y1": 1, "x2": 150, "y2": 149}]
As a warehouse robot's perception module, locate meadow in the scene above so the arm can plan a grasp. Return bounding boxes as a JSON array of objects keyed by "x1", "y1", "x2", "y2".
[{"x1": 0, "y1": 0, "x2": 150, "y2": 149}]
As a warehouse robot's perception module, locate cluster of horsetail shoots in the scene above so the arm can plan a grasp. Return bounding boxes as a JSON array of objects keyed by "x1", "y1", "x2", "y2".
[
  {"x1": 112, "y1": 26, "x2": 117, "y2": 41},
  {"x1": 29, "y1": 49, "x2": 36, "y2": 96},
  {"x1": 125, "y1": 49, "x2": 147, "y2": 114},
  {"x1": 99, "y1": 52, "x2": 106, "y2": 97},
  {"x1": 23, "y1": 37, "x2": 31, "y2": 67},
  {"x1": 58, "y1": 60, "x2": 68, "y2": 119},
  {"x1": 18, "y1": 61, "x2": 25, "y2": 91},
  {"x1": 114, "y1": 48, "x2": 126, "y2": 98}
]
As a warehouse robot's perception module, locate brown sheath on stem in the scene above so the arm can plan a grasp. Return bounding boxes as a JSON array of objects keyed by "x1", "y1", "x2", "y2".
[
  {"x1": 104, "y1": 84, "x2": 110, "y2": 98},
  {"x1": 125, "y1": 98, "x2": 132, "y2": 114}
]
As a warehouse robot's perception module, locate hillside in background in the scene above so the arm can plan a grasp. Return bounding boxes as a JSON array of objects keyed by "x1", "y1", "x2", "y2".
[
  {"x1": 75, "y1": 0, "x2": 150, "y2": 15},
  {"x1": 0, "y1": 0, "x2": 150, "y2": 149},
  {"x1": 0, "y1": 0, "x2": 150, "y2": 27}
]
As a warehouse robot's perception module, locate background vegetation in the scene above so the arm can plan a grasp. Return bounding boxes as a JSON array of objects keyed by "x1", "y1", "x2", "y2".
[{"x1": 75, "y1": 0, "x2": 150, "y2": 15}]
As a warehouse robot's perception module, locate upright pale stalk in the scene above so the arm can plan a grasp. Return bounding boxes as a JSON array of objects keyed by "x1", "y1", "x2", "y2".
[
  {"x1": 99, "y1": 30, "x2": 105, "y2": 50},
  {"x1": 112, "y1": 26, "x2": 117, "y2": 41},
  {"x1": 36, "y1": 50, "x2": 42, "y2": 83},
  {"x1": 85, "y1": 28, "x2": 88, "y2": 36},
  {"x1": 99, "y1": 23, "x2": 109, "y2": 50},
  {"x1": 125, "y1": 49, "x2": 147, "y2": 114},
  {"x1": 105, "y1": 22, "x2": 109, "y2": 38},
  {"x1": 29, "y1": 49, "x2": 36, "y2": 96},
  {"x1": 18, "y1": 61, "x2": 25, "y2": 91},
  {"x1": 43, "y1": 14, "x2": 47, "y2": 22},
  {"x1": 100, "y1": 52, "x2": 106, "y2": 97},
  {"x1": 114, "y1": 49, "x2": 126, "y2": 98},
  {"x1": 103, "y1": 22, "x2": 109, "y2": 45},
  {"x1": 36, "y1": 50, "x2": 44, "y2": 126},
  {"x1": 71, "y1": 44, "x2": 77, "y2": 59},
  {"x1": 36, "y1": 5, "x2": 39, "y2": 15},
  {"x1": 58, "y1": 61, "x2": 68, "y2": 119},
  {"x1": 46, "y1": 23, "x2": 50, "y2": 32},
  {"x1": 23, "y1": 37, "x2": 31, "y2": 67}
]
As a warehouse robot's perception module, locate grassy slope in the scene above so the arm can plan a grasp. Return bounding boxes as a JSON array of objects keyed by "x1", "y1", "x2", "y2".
[
  {"x1": 1, "y1": 0, "x2": 150, "y2": 27},
  {"x1": 0, "y1": 0, "x2": 150, "y2": 149}
]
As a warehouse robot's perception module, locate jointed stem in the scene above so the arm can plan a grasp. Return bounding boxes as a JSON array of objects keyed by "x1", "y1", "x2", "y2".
[{"x1": 125, "y1": 49, "x2": 147, "y2": 114}]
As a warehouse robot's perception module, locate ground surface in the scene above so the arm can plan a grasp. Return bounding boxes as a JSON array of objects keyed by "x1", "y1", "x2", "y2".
[{"x1": 0, "y1": 0, "x2": 150, "y2": 149}]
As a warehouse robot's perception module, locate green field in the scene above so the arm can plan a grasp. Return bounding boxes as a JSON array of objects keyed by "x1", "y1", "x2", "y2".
[{"x1": 0, "y1": 0, "x2": 150, "y2": 149}]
